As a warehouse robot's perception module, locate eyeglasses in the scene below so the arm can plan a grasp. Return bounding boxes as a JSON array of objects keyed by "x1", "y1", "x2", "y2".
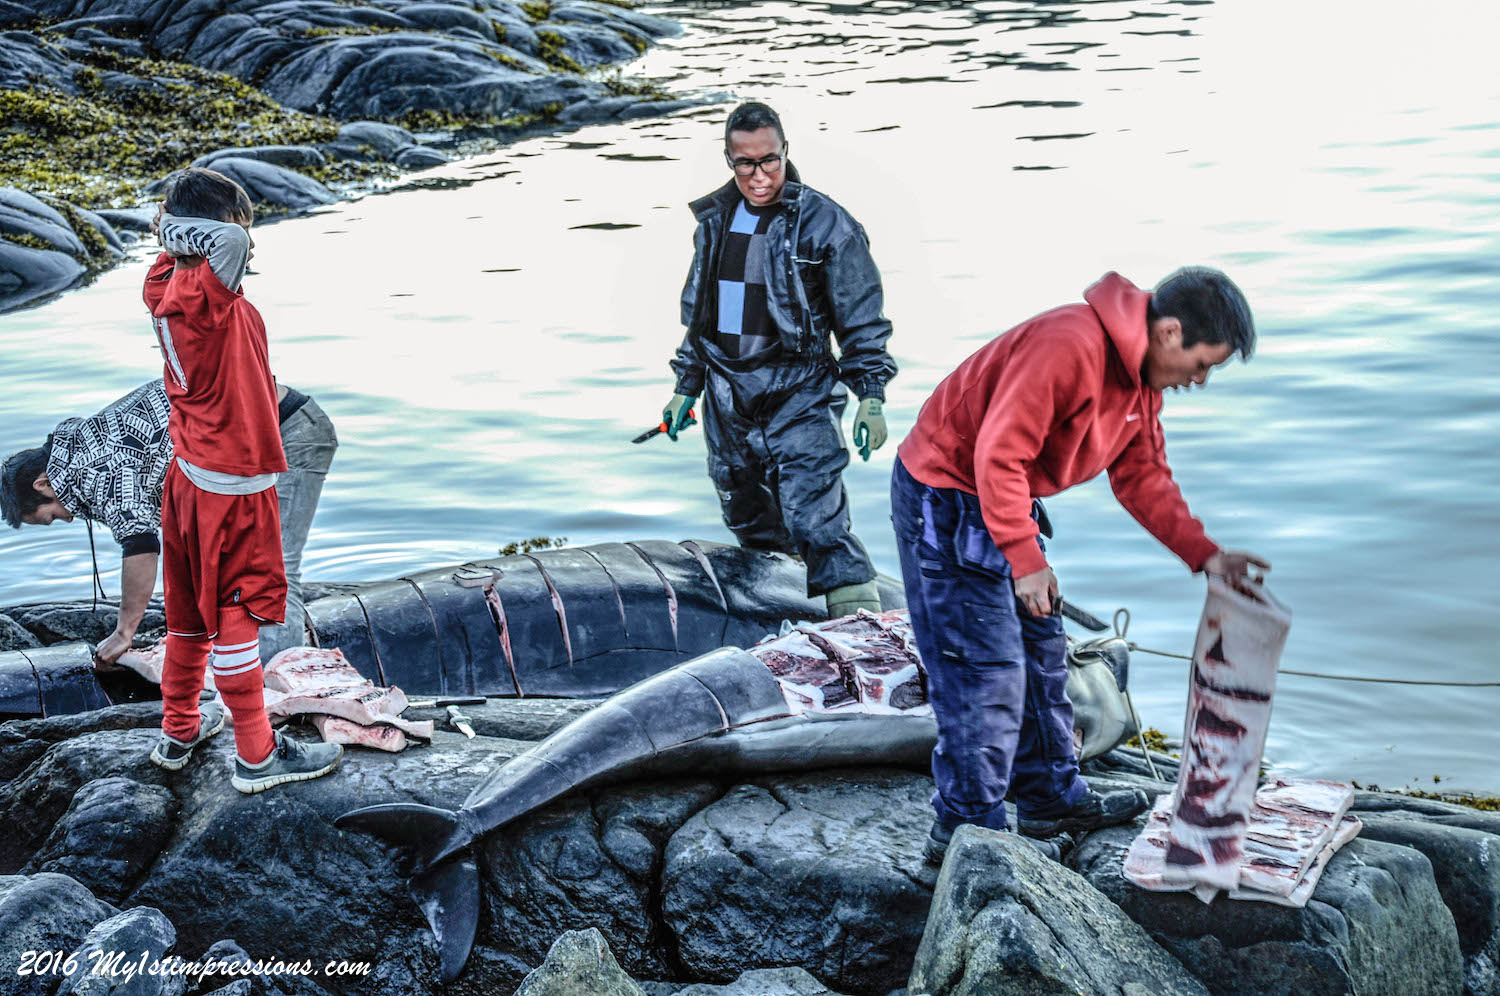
[{"x1": 727, "y1": 153, "x2": 785, "y2": 177}]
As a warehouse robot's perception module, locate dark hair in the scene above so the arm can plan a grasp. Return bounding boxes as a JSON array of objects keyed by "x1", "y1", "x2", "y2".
[
  {"x1": 162, "y1": 167, "x2": 254, "y2": 222},
  {"x1": 1, "y1": 439, "x2": 54, "y2": 528},
  {"x1": 1149, "y1": 266, "x2": 1255, "y2": 361},
  {"x1": 724, "y1": 101, "x2": 785, "y2": 147}
]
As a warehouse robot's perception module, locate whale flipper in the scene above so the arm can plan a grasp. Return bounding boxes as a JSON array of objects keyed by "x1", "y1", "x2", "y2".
[
  {"x1": 410, "y1": 857, "x2": 480, "y2": 984},
  {"x1": 335, "y1": 802, "x2": 469, "y2": 869}
]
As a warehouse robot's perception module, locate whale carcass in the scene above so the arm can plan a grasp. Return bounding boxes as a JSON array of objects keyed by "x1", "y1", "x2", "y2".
[
  {"x1": 0, "y1": 539, "x2": 906, "y2": 718},
  {"x1": 337, "y1": 610, "x2": 1140, "y2": 983}
]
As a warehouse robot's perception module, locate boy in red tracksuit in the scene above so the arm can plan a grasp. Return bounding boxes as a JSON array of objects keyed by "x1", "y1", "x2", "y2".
[
  {"x1": 143, "y1": 167, "x2": 341, "y2": 793},
  {"x1": 894, "y1": 266, "x2": 1270, "y2": 863}
]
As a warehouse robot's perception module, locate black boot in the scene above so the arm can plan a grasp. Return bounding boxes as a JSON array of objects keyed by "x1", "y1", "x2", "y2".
[
  {"x1": 1016, "y1": 788, "x2": 1150, "y2": 839},
  {"x1": 924, "y1": 819, "x2": 1061, "y2": 864}
]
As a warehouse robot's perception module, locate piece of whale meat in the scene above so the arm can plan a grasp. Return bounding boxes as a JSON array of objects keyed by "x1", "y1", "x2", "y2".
[{"x1": 263, "y1": 647, "x2": 433, "y2": 743}]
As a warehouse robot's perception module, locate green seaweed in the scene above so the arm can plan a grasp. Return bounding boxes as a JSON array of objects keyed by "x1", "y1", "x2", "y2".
[
  {"x1": 519, "y1": 0, "x2": 551, "y2": 23},
  {"x1": 535, "y1": 30, "x2": 583, "y2": 74},
  {"x1": 498, "y1": 536, "x2": 568, "y2": 556},
  {"x1": 0, "y1": 49, "x2": 343, "y2": 209}
]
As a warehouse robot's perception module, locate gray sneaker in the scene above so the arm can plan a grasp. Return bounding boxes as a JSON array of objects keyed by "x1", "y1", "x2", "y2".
[
  {"x1": 231, "y1": 732, "x2": 343, "y2": 794},
  {"x1": 149, "y1": 700, "x2": 226, "y2": 771}
]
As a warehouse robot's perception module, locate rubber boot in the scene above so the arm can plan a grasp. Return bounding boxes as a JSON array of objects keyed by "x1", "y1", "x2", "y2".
[{"x1": 825, "y1": 580, "x2": 881, "y2": 618}]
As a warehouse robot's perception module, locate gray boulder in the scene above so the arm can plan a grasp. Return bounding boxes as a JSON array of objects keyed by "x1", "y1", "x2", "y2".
[
  {"x1": 93, "y1": 209, "x2": 157, "y2": 235},
  {"x1": 57, "y1": 906, "x2": 182, "y2": 996},
  {"x1": 1071, "y1": 828, "x2": 1464, "y2": 995},
  {"x1": 336, "y1": 122, "x2": 415, "y2": 159},
  {"x1": 192, "y1": 146, "x2": 328, "y2": 170},
  {"x1": 197, "y1": 159, "x2": 337, "y2": 211},
  {"x1": 909, "y1": 824, "x2": 1207, "y2": 996},
  {"x1": 393, "y1": 145, "x2": 449, "y2": 170},
  {"x1": 480, "y1": 779, "x2": 723, "y2": 982},
  {"x1": 0, "y1": 241, "x2": 85, "y2": 312},
  {"x1": 0, "y1": 729, "x2": 168, "y2": 874},
  {"x1": 199, "y1": 983, "x2": 252, "y2": 996},
  {"x1": 25, "y1": 776, "x2": 178, "y2": 905},
  {"x1": 1, "y1": 601, "x2": 140, "y2": 646},
  {"x1": 1356, "y1": 815, "x2": 1500, "y2": 995},
  {"x1": 512, "y1": 927, "x2": 645, "y2": 996},
  {"x1": 661, "y1": 770, "x2": 934, "y2": 995},
  {"x1": 666, "y1": 967, "x2": 851, "y2": 994},
  {"x1": 0, "y1": 873, "x2": 118, "y2": 994},
  {"x1": 1, "y1": 189, "x2": 88, "y2": 257},
  {"x1": 0, "y1": 614, "x2": 40, "y2": 652}
]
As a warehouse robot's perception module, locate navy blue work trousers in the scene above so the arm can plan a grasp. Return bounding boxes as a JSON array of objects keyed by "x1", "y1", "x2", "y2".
[{"x1": 890, "y1": 457, "x2": 1088, "y2": 830}]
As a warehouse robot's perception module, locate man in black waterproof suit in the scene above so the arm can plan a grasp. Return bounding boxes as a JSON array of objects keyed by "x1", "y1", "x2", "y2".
[{"x1": 661, "y1": 101, "x2": 898, "y2": 617}]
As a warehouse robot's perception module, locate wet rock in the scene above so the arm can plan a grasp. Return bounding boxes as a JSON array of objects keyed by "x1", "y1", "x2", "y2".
[
  {"x1": 909, "y1": 824, "x2": 1206, "y2": 996},
  {"x1": 112, "y1": 728, "x2": 528, "y2": 988},
  {"x1": 393, "y1": 146, "x2": 448, "y2": 170},
  {"x1": 25, "y1": 776, "x2": 178, "y2": 905},
  {"x1": 0, "y1": 241, "x2": 85, "y2": 311},
  {"x1": 1352, "y1": 789, "x2": 1500, "y2": 836},
  {"x1": 661, "y1": 770, "x2": 933, "y2": 995},
  {"x1": 94, "y1": 209, "x2": 156, "y2": 235},
  {"x1": 1, "y1": 187, "x2": 88, "y2": 257},
  {"x1": 198, "y1": 159, "x2": 337, "y2": 211},
  {"x1": 0, "y1": 614, "x2": 40, "y2": 652},
  {"x1": 0, "y1": 729, "x2": 168, "y2": 874},
  {"x1": 0, "y1": 33, "x2": 76, "y2": 90},
  {"x1": 1354, "y1": 815, "x2": 1500, "y2": 995},
  {"x1": 512, "y1": 927, "x2": 645, "y2": 996},
  {"x1": 192, "y1": 146, "x2": 328, "y2": 170},
  {"x1": 480, "y1": 779, "x2": 723, "y2": 983},
  {"x1": 3, "y1": 601, "x2": 134, "y2": 646},
  {"x1": 335, "y1": 122, "x2": 415, "y2": 159},
  {"x1": 58, "y1": 906, "x2": 181, "y2": 996},
  {"x1": 200, "y1": 983, "x2": 252, "y2": 996},
  {"x1": 666, "y1": 967, "x2": 851, "y2": 995},
  {"x1": 1071, "y1": 829, "x2": 1464, "y2": 995},
  {"x1": 0, "y1": 873, "x2": 118, "y2": 993}
]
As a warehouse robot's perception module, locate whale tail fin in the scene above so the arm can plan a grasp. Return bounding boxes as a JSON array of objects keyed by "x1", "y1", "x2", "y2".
[
  {"x1": 410, "y1": 857, "x2": 481, "y2": 983},
  {"x1": 336, "y1": 803, "x2": 481, "y2": 981}
]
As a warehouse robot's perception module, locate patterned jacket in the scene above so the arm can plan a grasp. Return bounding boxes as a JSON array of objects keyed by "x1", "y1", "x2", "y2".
[
  {"x1": 46, "y1": 380, "x2": 173, "y2": 555},
  {"x1": 672, "y1": 162, "x2": 898, "y2": 402}
]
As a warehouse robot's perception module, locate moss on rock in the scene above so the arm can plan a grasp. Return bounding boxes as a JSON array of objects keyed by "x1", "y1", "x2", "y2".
[{"x1": 0, "y1": 48, "x2": 344, "y2": 209}]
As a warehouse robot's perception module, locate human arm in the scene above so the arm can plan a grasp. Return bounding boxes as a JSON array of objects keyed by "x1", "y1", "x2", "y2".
[
  {"x1": 1105, "y1": 407, "x2": 1219, "y2": 571},
  {"x1": 972, "y1": 334, "x2": 1099, "y2": 579},
  {"x1": 94, "y1": 549, "x2": 158, "y2": 666},
  {"x1": 158, "y1": 215, "x2": 251, "y2": 292},
  {"x1": 824, "y1": 227, "x2": 897, "y2": 402}
]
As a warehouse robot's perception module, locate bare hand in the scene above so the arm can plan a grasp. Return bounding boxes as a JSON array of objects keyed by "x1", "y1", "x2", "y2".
[
  {"x1": 1014, "y1": 566, "x2": 1058, "y2": 618},
  {"x1": 93, "y1": 630, "x2": 133, "y2": 669},
  {"x1": 151, "y1": 202, "x2": 164, "y2": 242},
  {"x1": 1203, "y1": 549, "x2": 1271, "y2": 591}
]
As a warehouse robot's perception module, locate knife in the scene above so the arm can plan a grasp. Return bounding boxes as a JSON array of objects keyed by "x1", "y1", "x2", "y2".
[{"x1": 446, "y1": 704, "x2": 476, "y2": 739}]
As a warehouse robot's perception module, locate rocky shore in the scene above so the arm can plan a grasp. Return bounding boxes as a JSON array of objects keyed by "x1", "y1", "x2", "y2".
[
  {"x1": 2, "y1": 599, "x2": 1499, "y2": 995},
  {"x1": 0, "y1": 0, "x2": 695, "y2": 312}
]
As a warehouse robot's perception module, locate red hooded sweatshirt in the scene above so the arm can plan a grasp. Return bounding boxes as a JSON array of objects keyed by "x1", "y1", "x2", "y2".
[
  {"x1": 142, "y1": 253, "x2": 285, "y2": 477},
  {"x1": 896, "y1": 272, "x2": 1218, "y2": 579}
]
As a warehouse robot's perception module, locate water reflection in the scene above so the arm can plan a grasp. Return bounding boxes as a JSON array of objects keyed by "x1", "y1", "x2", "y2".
[{"x1": 2, "y1": 0, "x2": 1498, "y2": 793}]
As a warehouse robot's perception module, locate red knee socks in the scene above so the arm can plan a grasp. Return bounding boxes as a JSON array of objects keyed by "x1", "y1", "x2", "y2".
[
  {"x1": 159, "y1": 606, "x2": 275, "y2": 765},
  {"x1": 209, "y1": 606, "x2": 276, "y2": 765}
]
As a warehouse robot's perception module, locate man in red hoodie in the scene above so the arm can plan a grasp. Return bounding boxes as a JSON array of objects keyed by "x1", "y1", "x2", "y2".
[
  {"x1": 895, "y1": 267, "x2": 1269, "y2": 863},
  {"x1": 142, "y1": 167, "x2": 342, "y2": 794}
]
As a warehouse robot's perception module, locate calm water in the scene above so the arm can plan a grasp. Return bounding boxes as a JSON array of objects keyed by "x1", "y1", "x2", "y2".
[{"x1": 2, "y1": 0, "x2": 1497, "y2": 791}]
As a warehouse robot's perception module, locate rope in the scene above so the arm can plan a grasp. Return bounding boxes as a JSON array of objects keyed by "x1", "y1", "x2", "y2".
[{"x1": 1126, "y1": 642, "x2": 1500, "y2": 687}]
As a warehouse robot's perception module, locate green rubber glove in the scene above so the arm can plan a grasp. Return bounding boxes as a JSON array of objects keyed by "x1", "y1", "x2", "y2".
[
  {"x1": 851, "y1": 398, "x2": 887, "y2": 461},
  {"x1": 663, "y1": 393, "x2": 696, "y2": 441}
]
